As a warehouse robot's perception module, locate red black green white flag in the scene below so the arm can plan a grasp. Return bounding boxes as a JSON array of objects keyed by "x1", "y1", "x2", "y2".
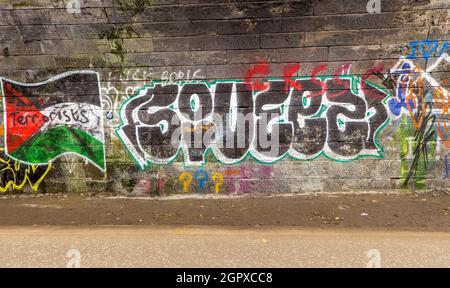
[{"x1": 1, "y1": 70, "x2": 106, "y2": 171}]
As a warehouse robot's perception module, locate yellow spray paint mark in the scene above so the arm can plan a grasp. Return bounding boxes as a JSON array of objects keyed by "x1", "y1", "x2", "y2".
[
  {"x1": 212, "y1": 172, "x2": 223, "y2": 193},
  {"x1": 179, "y1": 172, "x2": 193, "y2": 193}
]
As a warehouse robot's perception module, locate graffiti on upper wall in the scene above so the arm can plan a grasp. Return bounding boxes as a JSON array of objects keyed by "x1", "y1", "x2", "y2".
[
  {"x1": 1, "y1": 34, "x2": 450, "y2": 192},
  {"x1": 406, "y1": 40, "x2": 450, "y2": 62},
  {"x1": 1, "y1": 71, "x2": 106, "y2": 172},
  {"x1": 116, "y1": 65, "x2": 390, "y2": 170}
]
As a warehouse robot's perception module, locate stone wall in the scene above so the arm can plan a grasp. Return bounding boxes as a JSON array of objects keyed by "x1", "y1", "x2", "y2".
[{"x1": 0, "y1": 0, "x2": 448, "y2": 195}]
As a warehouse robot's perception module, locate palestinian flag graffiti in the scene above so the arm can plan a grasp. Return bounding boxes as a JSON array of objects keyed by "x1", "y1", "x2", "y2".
[{"x1": 1, "y1": 70, "x2": 106, "y2": 171}]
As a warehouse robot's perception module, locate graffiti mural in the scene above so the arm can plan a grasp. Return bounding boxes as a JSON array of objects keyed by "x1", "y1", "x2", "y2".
[
  {"x1": 384, "y1": 45, "x2": 449, "y2": 187},
  {"x1": 1, "y1": 71, "x2": 106, "y2": 171},
  {"x1": 116, "y1": 70, "x2": 390, "y2": 170},
  {"x1": 0, "y1": 1, "x2": 448, "y2": 195},
  {"x1": 387, "y1": 60, "x2": 434, "y2": 186}
]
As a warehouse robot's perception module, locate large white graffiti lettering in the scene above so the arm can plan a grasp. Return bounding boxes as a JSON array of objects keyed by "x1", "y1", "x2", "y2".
[{"x1": 116, "y1": 74, "x2": 390, "y2": 169}]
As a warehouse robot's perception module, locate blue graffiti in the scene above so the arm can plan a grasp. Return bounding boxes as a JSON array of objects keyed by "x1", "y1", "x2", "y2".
[
  {"x1": 388, "y1": 62, "x2": 413, "y2": 116},
  {"x1": 194, "y1": 169, "x2": 209, "y2": 192}
]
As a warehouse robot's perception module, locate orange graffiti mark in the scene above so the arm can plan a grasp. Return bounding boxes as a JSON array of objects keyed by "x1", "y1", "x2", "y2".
[{"x1": 434, "y1": 79, "x2": 450, "y2": 147}]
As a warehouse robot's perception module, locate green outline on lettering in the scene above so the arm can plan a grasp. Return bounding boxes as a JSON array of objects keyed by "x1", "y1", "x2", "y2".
[{"x1": 116, "y1": 75, "x2": 393, "y2": 170}]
